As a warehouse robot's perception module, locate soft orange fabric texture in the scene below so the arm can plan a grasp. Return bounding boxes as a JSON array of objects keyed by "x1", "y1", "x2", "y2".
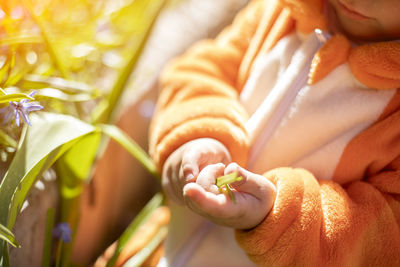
[
  {"x1": 280, "y1": 0, "x2": 326, "y2": 33},
  {"x1": 334, "y1": 90, "x2": 400, "y2": 184},
  {"x1": 237, "y1": 0, "x2": 295, "y2": 89},
  {"x1": 149, "y1": 0, "x2": 400, "y2": 266},
  {"x1": 149, "y1": 0, "x2": 268, "y2": 170},
  {"x1": 349, "y1": 42, "x2": 400, "y2": 90},
  {"x1": 308, "y1": 34, "x2": 351, "y2": 85},
  {"x1": 153, "y1": 117, "x2": 248, "y2": 170},
  {"x1": 308, "y1": 37, "x2": 400, "y2": 88},
  {"x1": 236, "y1": 167, "x2": 400, "y2": 266}
]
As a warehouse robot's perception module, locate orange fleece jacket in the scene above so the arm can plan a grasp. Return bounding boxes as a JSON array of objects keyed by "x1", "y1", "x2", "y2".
[{"x1": 149, "y1": 0, "x2": 400, "y2": 265}]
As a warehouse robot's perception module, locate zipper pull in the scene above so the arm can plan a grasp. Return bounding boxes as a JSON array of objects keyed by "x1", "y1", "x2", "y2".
[{"x1": 315, "y1": 29, "x2": 331, "y2": 44}]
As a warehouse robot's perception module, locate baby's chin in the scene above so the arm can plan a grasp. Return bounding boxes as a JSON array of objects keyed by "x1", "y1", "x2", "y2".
[{"x1": 324, "y1": 2, "x2": 399, "y2": 43}]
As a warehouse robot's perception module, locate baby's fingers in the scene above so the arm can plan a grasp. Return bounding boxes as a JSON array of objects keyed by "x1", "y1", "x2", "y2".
[
  {"x1": 224, "y1": 163, "x2": 275, "y2": 203},
  {"x1": 183, "y1": 183, "x2": 261, "y2": 229},
  {"x1": 196, "y1": 163, "x2": 225, "y2": 194},
  {"x1": 183, "y1": 183, "x2": 238, "y2": 219}
]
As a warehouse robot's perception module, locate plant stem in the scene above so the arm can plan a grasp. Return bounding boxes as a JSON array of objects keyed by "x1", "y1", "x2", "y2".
[{"x1": 41, "y1": 208, "x2": 55, "y2": 267}]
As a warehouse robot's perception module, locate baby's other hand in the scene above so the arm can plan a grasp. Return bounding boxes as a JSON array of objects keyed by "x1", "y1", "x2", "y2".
[
  {"x1": 162, "y1": 138, "x2": 231, "y2": 204},
  {"x1": 183, "y1": 163, "x2": 276, "y2": 230}
]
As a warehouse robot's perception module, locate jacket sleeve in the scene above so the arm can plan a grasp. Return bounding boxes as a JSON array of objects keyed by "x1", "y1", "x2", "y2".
[
  {"x1": 235, "y1": 164, "x2": 400, "y2": 266},
  {"x1": 149, "y1": 0, "x2": 267, "y2": 171},
  {"x1": 236, "y1": 90, "x2": 400, "y2": 266}
]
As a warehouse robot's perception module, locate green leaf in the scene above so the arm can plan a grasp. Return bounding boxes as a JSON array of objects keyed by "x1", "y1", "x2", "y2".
[
  {"x1": 56, "y1": 132, "x2": 101, "y2": 199},
  {"x1": 0, "y1": 223, "x2": 19, "y2": 248},
  {"x1": 0, "y1": 112, "x2": 96, "y2": 260},
  {"x1": 106, "y1": 193, "x2": 164, "y2": 267},
  {"x1": 0, "y1": 93, "x2": 35, "y2": 104},
  {"x1": 99, "y1": 124, "x2": 159, "y2": 180},
  {"x1": 92, "y1": 0, "x2": 166, "y2": 124}
]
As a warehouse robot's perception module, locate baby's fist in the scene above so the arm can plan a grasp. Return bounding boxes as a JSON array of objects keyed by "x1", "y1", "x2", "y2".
[{"x1": 183, "y1": 163, "x2": 276, "y2": 229}]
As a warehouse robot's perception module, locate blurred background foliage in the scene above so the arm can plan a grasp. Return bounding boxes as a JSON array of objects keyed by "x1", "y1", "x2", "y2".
[
  {"x1": 0, "y1": 0, "x2": 175, "y2": 266},
  {"x1": 0, "y1": 0, "x2": 162, "y2": 121}
]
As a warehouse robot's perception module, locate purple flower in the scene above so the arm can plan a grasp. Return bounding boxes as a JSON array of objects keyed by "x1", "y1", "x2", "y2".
[
  {"x1": 53, "y1": 222, "x2": 72, "y2": 243},
  {"x1": 8, "y1": 91, "x2": 43, "y2": 126}
]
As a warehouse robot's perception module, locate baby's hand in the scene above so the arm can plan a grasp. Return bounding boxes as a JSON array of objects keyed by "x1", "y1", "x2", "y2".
[
  {"x1": 183, "y1": 163, "x2": 276, "y2": 230},
  {"x1": 162, "y1": 138, "x2": 231, "y2": 204}
]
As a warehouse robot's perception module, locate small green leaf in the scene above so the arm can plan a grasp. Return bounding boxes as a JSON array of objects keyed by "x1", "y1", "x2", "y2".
[
  {"x1": 216, "y1": 172, "x2": 242, "y2": 204},
  {"x1": 216, "y1": 172, "x2": 242, "y2": 187},
  {"x1": 0, "y1": 223, "x2": 19, "y2": 248}
]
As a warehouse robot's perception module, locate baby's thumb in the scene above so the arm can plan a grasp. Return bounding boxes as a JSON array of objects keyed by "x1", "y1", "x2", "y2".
[{"x1": 224, "y1": 163, "x2": 272, "y2": 200}]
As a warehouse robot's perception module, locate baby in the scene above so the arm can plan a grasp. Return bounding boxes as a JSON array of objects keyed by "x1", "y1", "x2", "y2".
[{"x1": 150, "y1": 0, "x2": 400, "y2": 265}]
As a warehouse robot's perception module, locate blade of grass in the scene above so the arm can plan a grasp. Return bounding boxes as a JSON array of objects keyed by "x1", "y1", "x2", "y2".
[
  {"x1": 0, "y1": 223, "x2": 19, "y2": 248},
  {"x1": 21, "y1": 75, "x2": 94, "y2": 93},
  {"x1": 4, "y1": 67, "x2": 33, "y2": 88},
  {"x1": 216, "y1": 172, "x2": 242, "y2": 204},
  {"x1": 0, "y1": 93, "x2": 35, "y2": 103},
  {"x1": 23, "y1": 0, "x2": 70, "y2": 79},
  {"x1": 106, "y1": 193, "x2": 164, "y2": 267},
  {"x1": 216, "y1": 172, "x2": 242, "y2": 187},
  {"x1": 0, "y1": 62, "x2": 10, "y2": 85},
  {"x1": 41, "y1": 208, "x2": 55, "y2": 267},
  {"x1": 0, "y1": 129, "x2": 17, "y2": 148},
  {"x1": 92, "y1": 0, "x2": 166, "y2": 124},
  {"x1": 35, "y1": 88, "x2": 99, "y2": 103},
  {"x1": 99, "y1": 124, "x2": 159, "y2": 180},
  {"x1": 1, "y1": 244, "x2": 10, "y2": 267}
]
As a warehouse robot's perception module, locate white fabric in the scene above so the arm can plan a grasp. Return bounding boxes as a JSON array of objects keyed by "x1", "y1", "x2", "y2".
[
  {"x1": 243, "y1": 32, "x2": 396, "y2": 179},
  {"x1": 160, "y1": 202, "x2": 256, "y2": 267}
]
